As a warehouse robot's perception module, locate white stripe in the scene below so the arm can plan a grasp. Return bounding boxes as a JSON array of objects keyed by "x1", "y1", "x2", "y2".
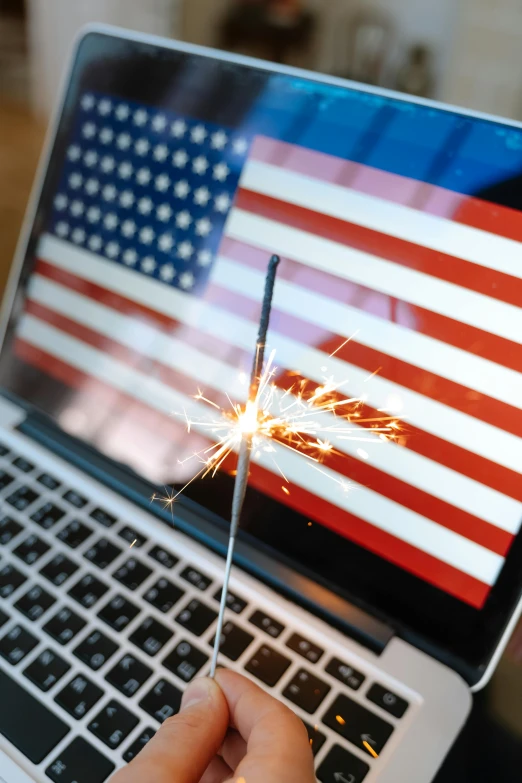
[
  {"x1": 242, "y1": 158, "x2": 522, "y2": 281},
  {"x1": 37, "y1": 235, "x2": 522, "y2": 474},
  {"x1": 227, "y1": 208, "x2": 522, "y2": 348},
  {"x1": 27, "y1": 273, "x2": 522, "y2": 533},
  {"x1": 17, "y1": 312, "x2": 504, "y2": 586},
  {"x1": 212, "y1": 256, "x2": 522, "y2": 411}
]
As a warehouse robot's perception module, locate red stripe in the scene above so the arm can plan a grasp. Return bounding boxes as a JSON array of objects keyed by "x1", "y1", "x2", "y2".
[
  {"x1": 236, "y1": 188, "x2": 522, "y2": 310},
  {"x1": 450, "y1": 194, "x2": 522, "y2": 245}
]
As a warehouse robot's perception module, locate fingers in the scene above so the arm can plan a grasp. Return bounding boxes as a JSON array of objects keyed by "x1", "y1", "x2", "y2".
[
  {"x1": 200, "y1": 756, "x2": 232, "y2": 783},
  {"x1": 219, "y1": 730, "x2": 247, "y2": 770},
  {"x1": 110, "y1": 677, "x2": 229, "y2": 783}
]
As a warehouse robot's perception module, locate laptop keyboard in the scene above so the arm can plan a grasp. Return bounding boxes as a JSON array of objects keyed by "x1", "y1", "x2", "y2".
[{"x1": 0, "y1": 439, "x2": 413, "y2": 783}]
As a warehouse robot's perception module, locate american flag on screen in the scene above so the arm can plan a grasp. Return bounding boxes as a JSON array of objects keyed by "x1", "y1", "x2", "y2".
[{"x1": 15, "y1": 92, "x2": 522, "y2": 609}]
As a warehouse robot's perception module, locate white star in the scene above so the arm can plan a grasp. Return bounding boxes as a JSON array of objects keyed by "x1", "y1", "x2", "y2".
[
  {"x1": 155, "y1": 174, "x2": 170, "y2": 192},
  {"x1": 140, "y1": 226, "x2": 155, "y2": 244},
  {"x1": 98, "y1": 98, "x2": 112, "y2": 116},
  {"x1": 233, "y1": 137, "x2": 248, "y2": 155},
  {"x1": 213, "y1": 162, "x2": 229, "y2": 182},
  {"x1": 82, "y1": 122, "x2": 97, "y2": 139},
  {"x1": 118, "y1": 161, "x2": 133, "y2": 179},
  {"x1": 115, "y1": 103, "x2": 130, "y2": 121},
  {"x1": 100, "y1": 156, "x2": 115, "y2": 173},
  {"x1": 106, "y1": 241, "x2": 120, "y2": 258},
  {"x1": 191, "y1": 125, "x2": 207, "y2": 144},
  {"x1": 197, "y1": 248, "x2": 212, "y2": 267},
  {"x1": 153, "y1": 144, "x2": 169, "y2": 162},
  {"x1": 193, "y1": 186, "x2": 211, "y2": 206},
  {"x1": 175, "y1": 210, "x2": 192, "y2": 229},
  {"x1": 67, "y1": 144, "x2": 82, "y2": 161},
  {"x1": 141, "y1": 256, "x2": 156, "y2": 274},
  {"x1": 156, "y1": 203, "x2": 172, "y2": 222},
  {"x1": 99, "y1": 127, "x2": 114, "y2": 145},
  {"x1": 123, "y1": 248, "x2": 138, "y2": 266},
  {"x1": 70, "y1": 199, "x2": 84, "y2": 217},
  {"x1": 172, "y1": 149, "x2": 188, "y2": 168},
  {"x1": 179, "y1": 271, "x2": 195, "y2": 290},
  {"x1": 55, "y1": 221, "x2": 69, "y2": 238},
  {"x1": 104, "y1": 213, "x2": 118, "y2": 230},
  {"x1": 102, "y1": 184, "x2": 117, "y2": 202},
  {"x1": 54, "y1": 193, "x2": 68, "y2": 211},
  {"x1": 81, "y1": 94, "x2": 95, "y2": 110},
  {"x1": 160, "y1": 263, "x2": 176, "y2": 282},
  {"x1": 211, "y1": 130, "x2": 228, "y2": 150},
  {"x1": 174, "y1": 179, "x2": 190, "y2": 199},
  {"x1": 136, "y1": 167, "x2": 151, "y2": 186},
  {"x1": 137, "y1": 197, "x2": 153, "y2": 215},
  {"x1": 177, "y1": 240, "x2": 194, "y2": 261},
  {"x1": 85, "y1": 178, "x2": 100, "y2": 196},
  {"x1": 87, "y1": 206, "x2": 101, "y2": 223},
  {"x1": 214, "y1": 192, "x2": 231, "y2": 213},
  {"x1": 158, "y1": 233, "x2": 174, "y2": 252},
  {"x1": 116, "y1": 133, "x2": 132, "y2": 150},
  {"x1": 121, "y1": 219, "x2": 136, "y2": 238},
  {"x1": 134, "y1": 109, "x2": 148, "y2": 126},
  {"x1": 89, "y1": 235, "x2": 102, "y2": 252},
  {"x1": 71, "y1": 228, "x2": 86, "y2": 244},
  {"x1": 171, "y1": 119, "x2": 187, "y2": 138},
  {"x1": 135, "y1": 138, "x2": 150, "y2": 156},
  {"x1": 193, "y1": 156, "x2": 209, "y2": 175},
  {"x1": 83, "y1": 150, "x2": 98, "y2": 167},
  {"x1": 68, "y1": 172, "x2": 83, "y2": 189},
  {"x1": 196, "y1": 217, "x2": 212, "y2": 237},
  {"x1": 119, "y1": 190, "x2": 135, "y2": 208},
  {"x1": 152, "y1": 114, "x2": 167, "y2": 132}
]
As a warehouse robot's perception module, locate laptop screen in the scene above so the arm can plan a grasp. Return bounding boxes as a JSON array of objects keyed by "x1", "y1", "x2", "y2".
[{"x1": 1, "y1": 31, "x2": 521, "y2": 672}]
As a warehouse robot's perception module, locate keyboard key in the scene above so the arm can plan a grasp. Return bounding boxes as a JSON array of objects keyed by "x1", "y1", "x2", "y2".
[
  {"x1": 175, "y1": 598, "x2": 217, "y2": 636},
  {"x1": 15, "y1": 583, "x2": 56, "y2": 620},
  {"x1": 144, "y1": 577, "x2": 185, "y2": 613},
  {"x1": 317, "y1": 744, "x2": 370, "y2": 783},
  {"x1": 0, "y1": 442, "x2": 9, "y2": 456},
  {"x1": 122, "y1": 727, "x2": 156, "y2": 763},
  {"x1": 0, "y1": 624, "x2": 38, "y2": 664},
  {"x1": 245, "y1": 644, "x2": 291, "y2": 687},
  {"x1": 88, "y1": 699, "x2": 139, "y2": 749},
  {"x1": 68, "y1": 573, "x2": 108, "y2": 608},
  {"x1": 213, "y1": 587, "x2": 247, "y2": 614},
  {"x1": 37, "y1": 472, "x2": 61, "y2": 491},
  {"x1": 325, "y1": 657, "x2": 365, "y2": 691},
  {"x1": 13, "y1": 533, "x2": 50, "y2": 564},
  {"x1": 40, "y1": 553, "x2": 79, "y2": 586},
  {"x1": 367, "y1": 683, "x2": 409, "y2": 718},
  {"x1": 57, "y1": 519, "x2": 93, "y2": 549},
  {"x1": 31, "y1": 502, "x2": 66, "y2": 530},
  {"x1": 0, "y1": 469, "x2": 14, "y2": 491},
  {"x1": 322, "y1": 694, "x2": 394, "y2": 757},
  {"x1": 148, "y1": 544, "x2": 178, "y2": 569},
  {"x1": 84, "y1": 537, "x2": 123, "y2": 569},
  {"x1": 0, "y1": 515, "x2": 22, "y2": 544},
  {"x1": 106, "y1": 654, "x2": 153, "y2": 696},
  {"x1": 286, "y1": 632, "x2": 324, "y2": 664},
  {"x1": 0, "y1": 562, "x2": 27, "y2": 597},
  {"x1": 180, "y1": 565, "x2": 212, "y2": 591},
  {"x1": 118, "y1": 526, "x2": 147, "y2": 547},
  {"x1": 140, "y1": 679, "x2": 182, "y2": 723},
  {"x1": 283, "y1": 669, "x2": 331, "y2": 714},
  {"x1": 98, "y1": 594, "x2": 140, "y2": 631},
  {"x1": 163, "y1": 639, "x2": 208, "y2": 682},
  {"x1": 0, "y1": 668, "x2": 69, "y2": 764},
  {"x1": 63, "y1": 489, "x2": 88, "y2": 508},
  {"x1": 249, "y1": 609, "x2": 285, "y2": 639},
  {"x1": 44, "y1": 606, "x2": 86, "y2": 645},
  {"x1": 90, "y1": 507, "x2": 117, "y2": 527},
  {"x1": 74, "y1": 629, "x2": 119, "y2": 670},
  {"x1": 210, "y1": 621, "x2": 254, "y2": 661},
  {"x1": 55, "y1": 674, "x2": 104, "y2": 719},
  {"x1": 12, "y1": 456, "x2": 34, "y2": 473},
  {"x1": 0, "y1": 608, "x2": 9, "y2": 627},
  {"x1": 130, "y1": 616, "x2": 173, "y2": 656},
  {"x1": 24, "y1": 648, "x2": 70, "y2": 691},
  {"x1": 46, "y1": 737, "x2": 114, "y2": 783},
  {"x1": 6, "y1": 485, "x2": 40, "y2": 511},
  {"x1": 113, "y1": 557, "x2": 152, "y2": 590},
  {"x1": 303, "y1": 721, "x2": 326, "y2": 756}
]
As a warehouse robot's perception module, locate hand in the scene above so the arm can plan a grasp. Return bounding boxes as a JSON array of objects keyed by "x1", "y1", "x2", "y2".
[{"x1": 111, "y1": 668, "x2": 316, "y2": 783}]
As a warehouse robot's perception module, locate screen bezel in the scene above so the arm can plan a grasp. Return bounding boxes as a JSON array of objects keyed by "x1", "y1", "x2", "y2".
[{"x1": 1, "y1": 26, "x2": 521, "y2": 685}]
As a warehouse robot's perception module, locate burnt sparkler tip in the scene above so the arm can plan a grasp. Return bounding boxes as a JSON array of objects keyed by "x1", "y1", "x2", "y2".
[{"x1": 269, "y1": 254, "x2": 281, "y2": 271}]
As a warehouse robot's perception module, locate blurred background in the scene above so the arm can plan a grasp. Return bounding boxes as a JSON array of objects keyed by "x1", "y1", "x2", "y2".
[{"x1": 0, "y1": 1, "x2": 521, "y2": 776}]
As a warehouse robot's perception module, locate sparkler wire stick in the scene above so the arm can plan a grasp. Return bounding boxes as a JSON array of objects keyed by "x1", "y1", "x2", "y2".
[{"x1": 210, "y1": 254, "x2": 280, "y2": 677}]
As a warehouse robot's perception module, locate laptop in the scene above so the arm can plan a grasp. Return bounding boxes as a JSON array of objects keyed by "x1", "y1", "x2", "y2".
[{"x1": 0, "y1": 24, "x2": 521, "y2": 783}]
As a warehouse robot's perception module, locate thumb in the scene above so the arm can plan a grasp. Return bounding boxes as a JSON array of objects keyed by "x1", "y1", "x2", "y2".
[{"x1": 111, "y1": 677, "x2": 229, "y2": 783}]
